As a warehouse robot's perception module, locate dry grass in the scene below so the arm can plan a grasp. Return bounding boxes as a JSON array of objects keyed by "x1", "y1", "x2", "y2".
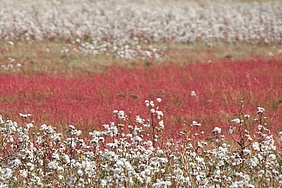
[{"x1": 1, "y1": 40, "x2": 281, "y2": 74}]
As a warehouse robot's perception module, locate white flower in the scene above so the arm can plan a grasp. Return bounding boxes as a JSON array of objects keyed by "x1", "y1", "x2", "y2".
[
  {"x1": 252, "y1": 142, "x2": 260, "y2": 151},
  {"x1": 135, "y1": 115, "x2": 144, "y2": 124},
  {"x1": 243, "y1": 149, "x2": 251, "y2": 156},
  {"x1": 249, "y1": 157, "x2": 259, "y2": 167},
  {"x1": 268, "y1": 154, "x2": 276, "y2": 161},
  {"x1": 156, "y1": 110, "x2": 163, "y2": 119},
  {"x1": 191, "y1": 121, "x2": 201, "y2": 127},
  {"x1": 257, "y1": 107, "x2": 265, "y2": 114},
  {"x1": 101, "y1": 179, "x2": 107, "y2": 187},
  {"x1": 57, "y1": 166, "x2": 64, "y2": 174},
  {"x1": 20, "y1": 169, "x2": 28, "y2": 178},
  {"x1": 156, "y1": 98, "x2": 162, "y2": 103},
  {"x1": 145, "y1": 100, "x2": 150, "y2": 107},
  {"x1": 8, "y1": 41, "x2": 14, "y2": 46},
  {"x1": 0, "y1": 115, "x2": 4, "y2": 124},
  {"x1": 26, "y1": 123, "x2": 33, "y2": 129},
  {"x1": 58, "y1": 175, "x2": 64, "y2": 180},
  {"x1": 158, "y1": 120, "x2": 164, "y2": 129},
  {"x1": 2, "y1": 168, "x2": 13, "y2": 180},
  {"x1": 48, "y1": 161, "x2": 58, "y2": 169},
  {"x1": 189, "y1": 91, "x2": 197, "y2": 97},
  {"x1": 229, "y1": 126, "x2": 236, "y2": 133},
  {"x1": 52, "y1": 153, "x2": 60, "y2": 160},
  {"x1": 231, "y1": 118, "x2": 241, "y2": 124},
  {"x1": 77, "y1": 169, "x2": 83, "y2": 176},
  {"x1": 19, "y1": 113, "x2": 29, "y2": 118},
  {"x1": 244, "y1": 114, "x2": 250, "y2": 119},
  {"x1": 76, "y1": 130, "x2": 82, "y2": 136},
  {"x1": 212, "y1": 127, "x2": 221, "y2": 134},
  {"x1": 117, "y1": 110, "x2": 125, "y2": 120}
]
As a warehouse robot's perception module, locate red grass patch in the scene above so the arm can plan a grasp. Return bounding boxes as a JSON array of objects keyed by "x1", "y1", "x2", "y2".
[{"x1": 1, "y1": 58, "x2": 282, "y2": 138}]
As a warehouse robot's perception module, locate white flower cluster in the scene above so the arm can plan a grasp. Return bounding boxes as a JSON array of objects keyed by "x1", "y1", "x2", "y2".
[
  {"x1": 0, "y1": 103, "x2": 282, "y2": 187},
  {"x1": 1, "y1": 53, "x2": 22, "y2": 71},
  {"x1": 1, "y1": 0, "x2": 282, "y2": 58}
]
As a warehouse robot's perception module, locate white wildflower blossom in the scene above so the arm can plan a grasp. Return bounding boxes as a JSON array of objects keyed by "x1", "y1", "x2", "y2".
[
  {"x1": 116, "y1": 110, "x2": 125, "y2": 120},
  {"x1": 252, "y1": 142, "x2": 260, "y2": 151},
  {"x1": 48, "y1": 161, "x2": 58, "y2": 169},
  {"x1": 191, "y1": 121, "x2": 201, "y2": 127},
  {"x1": 212, "y1": 127, "x2": 222, "y2": 134},
  {"x1": 20, "y1": 169, "x2": 28, "y2": 178},
  {"x1": 267, "y1": 154, "x2": 276, "y2": 161},
  {"x1": 158, "y1": 120, "x2": 164, "y2": 129},
  {"x1": 189, "y1": 91, "x2": 197, "y2": 97},
  {"x1": 149, "y1": 101, "x2": 154, "y2": 107},
  {"x1": 156, "y1": 110, "x2": 163, "y2": 119},
  {"x1": 257, "y1": 107, "x2": 265, "y2": 114},
  {"x1": 135, "y1": 115, "x2": 144, "y2": 124},
  {"x1": 77, "y1": 169, "x2": 83, "y2": 176},
  {"x1": 145, "y1": 100, "x2": 150, "y2": 107},
  {"x1": 231, "y1": 118, "x2": 241, "y2": 124},
  {"x1": 0, "y1": 115, "x2": 4, "y2": 124},
  {"x1": 243, "y1": 149, "x2": 251, "y2": 156}
]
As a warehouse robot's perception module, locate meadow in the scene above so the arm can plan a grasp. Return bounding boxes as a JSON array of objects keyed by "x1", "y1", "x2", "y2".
[{"x1": 1, "y1": 0, "x2": 282, "y2": 187}]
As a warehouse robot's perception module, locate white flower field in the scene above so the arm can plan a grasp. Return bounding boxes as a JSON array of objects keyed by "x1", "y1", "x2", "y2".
[{"x1": 0, "y1": 0, "x2": 282, "y2": 187}]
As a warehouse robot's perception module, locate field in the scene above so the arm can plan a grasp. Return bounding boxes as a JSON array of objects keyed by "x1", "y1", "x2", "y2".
[{"x1": 1, "y1": 0, "x2": 282, "y2": 187}]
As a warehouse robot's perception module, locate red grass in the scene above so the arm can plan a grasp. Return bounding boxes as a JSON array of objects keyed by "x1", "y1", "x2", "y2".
[{"x1": 1, "y1": 58, "x2": 282, "y2": 138}]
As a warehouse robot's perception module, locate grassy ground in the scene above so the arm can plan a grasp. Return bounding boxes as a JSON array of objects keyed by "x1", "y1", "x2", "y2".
[{"x1": 0, "y1": 39, "x2": 281, "y2": 74}]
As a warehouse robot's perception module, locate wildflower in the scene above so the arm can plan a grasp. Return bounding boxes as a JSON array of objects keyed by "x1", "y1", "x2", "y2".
[
  {"x1": 77, "y1": 169, "x2": 83, "y2": 176},
  {"x1": 156, "y1": 110, "x2": 163, "y2": 119},
  {"x1": 229, "y1": 126, "x2": 236, "y2": 133},
  {"x1": 8, "y1": 41, "x2": 14, "y2": 46},
  {"x1": 145, "y1": 100, "x2": 150, "y2": 107},
  {"x1": 2, "y1": 168, "x2": 13, "y2": 180},
  {"x1": 257, "y1": 107, "x2": 265, "y2": 114},
  {"x1": 116, "y1": 110, "x2": 125, "y2": 120},
  {"x1": 249, "y1": 157, "x2": 259, "y2": 167},
  {"x1": 8, "y1": 57, "x2": 15, "y2": 63},
  {"x1": 156, "y1": 98, "x2": 162, "y2": 103},
  {"x1": 57, "y1": 166, "x2": 64, "y2": 174},
  {"x1": 252, "y1": 142, "x2": 260, "y2": 151},
  {"x1": 191, "y1": 121, "x2": 201, "y2": 127},
  {"x1": 20, "y1": 113, "x2": 27, "y2": 118},
  {"x1": 20, "y1": 170, "x2": 28, "y2": 178},
  {"x1": 26, "y1": 123, "x2": 33, "y2": 129},
  {"x1": 0, "y1": 115, "x2": 4, "y2": 124},
  {"x1": 52, "y1": 152, "x2": 60, "y2": 160},
  {"x1": 243, "y1": 149, "x2": 251, "y2": 156},
  {"x1": 135, "y1": 115, "x2": 144, "y2": 124},
  {"x1": 113, "y1": 110, "x2": 118, "y2": 115},
  {"x1": 158, "y1": 120, "x2": 164, "y2": 129},
  {"x1": 48, "y1": 161, "x2": 58, "y2": 169},
  {"x1": 212, "y1": 127, "x2": 221, "y2": 134},
  {"x1": 267, "y1": 154, "x2": 276, "y2": 161},
  {"x1": 231, "y1": 118, "x2": 241, "y2": 124},
  {"x1": 189, "y1": 91, "x2": 197, "y2": 97},
  {"x1": 100, "y1": 179, "x2": 107, "y2": 187},
  {"x1": 244, "y1": 114, "x2": 250, "y2": 119},
  {"x1": 258, "y1": 124, "x2": 263, "y2": 131}
]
